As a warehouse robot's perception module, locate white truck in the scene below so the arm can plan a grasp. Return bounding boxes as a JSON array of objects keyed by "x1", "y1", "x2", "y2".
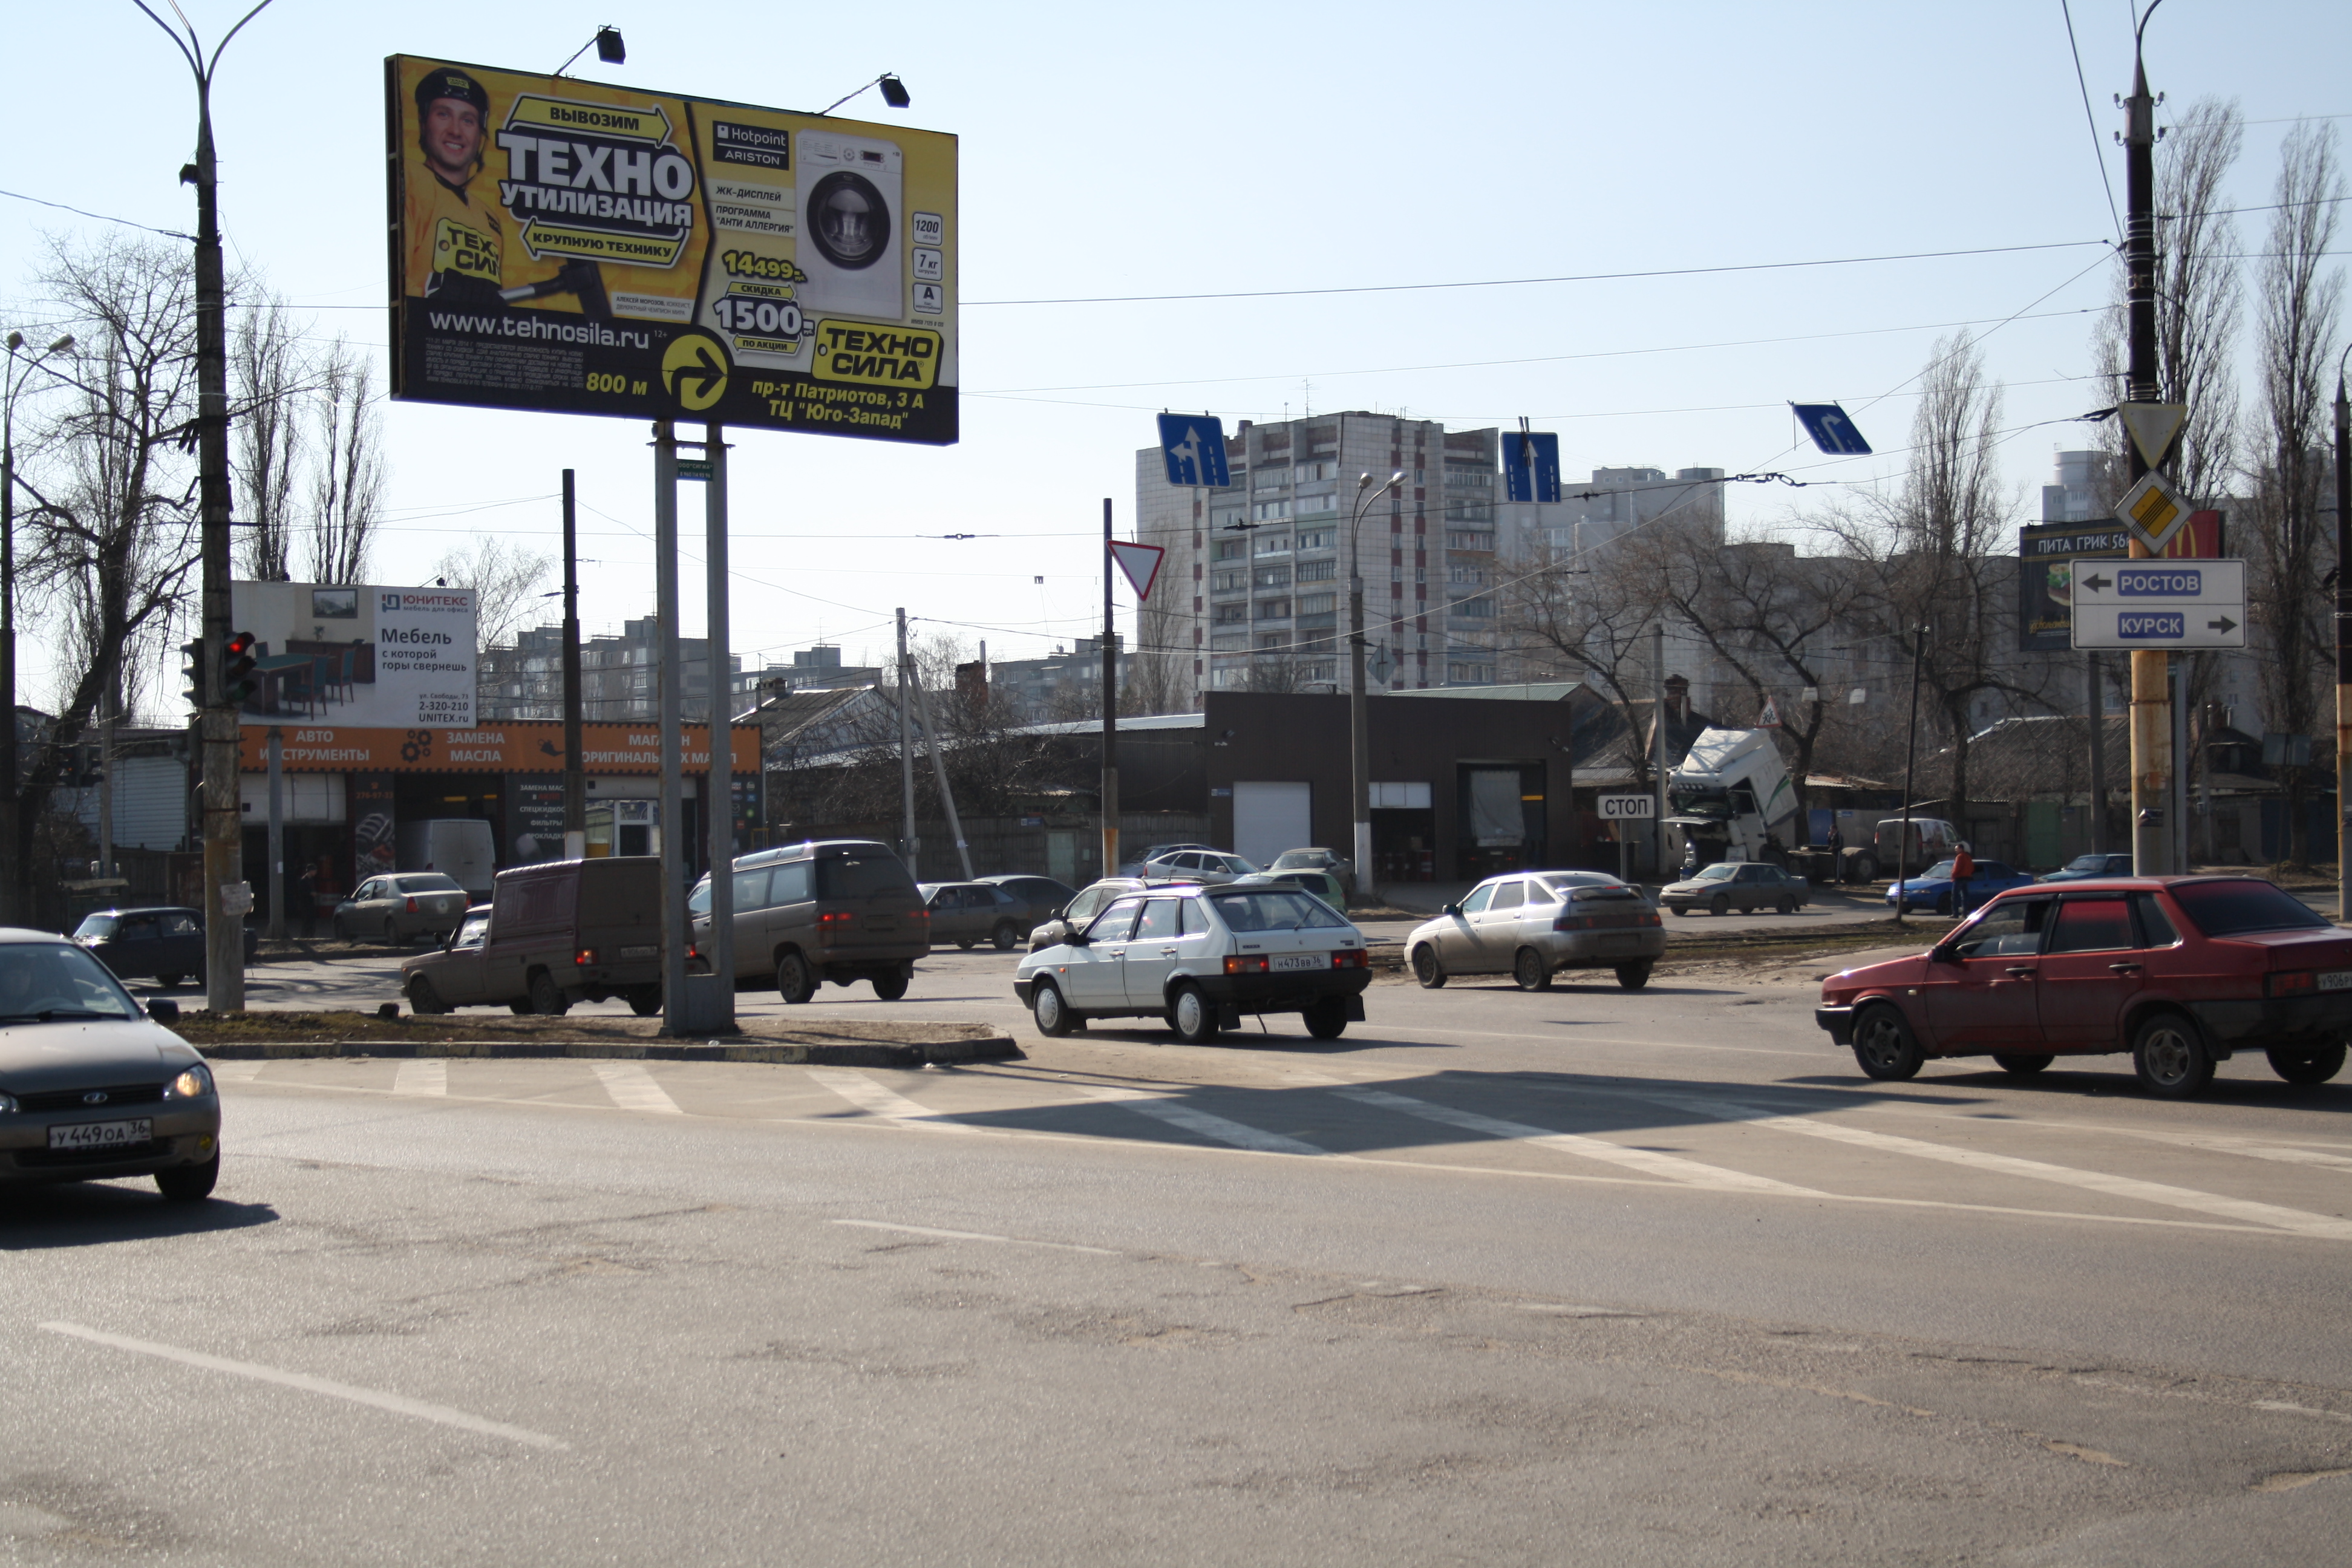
[
  {"x1": 1664, "y1": 727, "x2": 1801, "y2": 871},
  {"x1": 396, "y1": 817, "x2": 498, "y2": 903}
]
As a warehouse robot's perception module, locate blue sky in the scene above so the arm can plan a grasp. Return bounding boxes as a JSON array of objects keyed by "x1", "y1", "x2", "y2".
[{"x1": 4, "y1": 1, "x2": 2346, "y2": 707}]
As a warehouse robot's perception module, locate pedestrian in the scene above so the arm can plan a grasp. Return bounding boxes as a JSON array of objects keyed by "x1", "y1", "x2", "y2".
[
  {"x1": 1681, "y1": 838, "x2": 1699, "y2": 877},
  {"x1": 1826, "y1": 820, "x2": 1843, "y2": 855},
  {"x1": 295, "y1": 860, "x2": 318, "y2": 939},
  {"x1": 1950, "y1": 840, "x2": 1976, "y2": 913}
]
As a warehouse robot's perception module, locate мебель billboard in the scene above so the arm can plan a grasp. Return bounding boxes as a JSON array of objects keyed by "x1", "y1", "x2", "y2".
[
  {"x1": 229, "y1": 581, "x2": 479, "y2": 728},
  {"x1": 385, "y1": 55, "x2": 957, "y2": 445}
]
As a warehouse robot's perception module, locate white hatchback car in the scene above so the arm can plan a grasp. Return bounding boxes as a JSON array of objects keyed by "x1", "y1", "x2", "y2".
[{"x1": 1014, "y1": 883, "x2": 1370, "y2": 1042}]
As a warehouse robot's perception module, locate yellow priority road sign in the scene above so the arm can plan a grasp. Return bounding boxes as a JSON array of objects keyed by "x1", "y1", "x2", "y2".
[{"x1": 2115, "y1": 470, "x2": 2189, "y2": 554}]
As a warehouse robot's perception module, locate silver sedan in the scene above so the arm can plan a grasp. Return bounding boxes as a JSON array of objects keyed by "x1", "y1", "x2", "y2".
[{"x1": 1408, "y1": 871, "x2": 1666, "y2": 991}]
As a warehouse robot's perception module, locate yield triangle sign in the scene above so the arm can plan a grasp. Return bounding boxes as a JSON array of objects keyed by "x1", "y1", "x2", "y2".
[
  {"x1": 2117, "y1": 402, "x2": 2187, "y2": 469},
  {"x1": 1108, "y1": 538, "x2": 1165, "y2": 599}
]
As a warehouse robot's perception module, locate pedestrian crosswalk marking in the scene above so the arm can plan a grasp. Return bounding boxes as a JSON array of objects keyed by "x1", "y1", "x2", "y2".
[
  {"x1": 807, "y1": 1069, "x2": 975, "y2": 1131},
  {"x1": 1334, "y1": 1087, "x2": 1820, "y2": 1195},
  {"x1": 393, "y1": 1059, "x2": 446, "y2": 1097},
  {"x1": 1073, "y1": 1084, "x2": 1325, "y2": 1155},
  {"x1": 590, "y1": 1060, "x2": 682, "y2": 1116},
  {"x1": 211, "y1": 1062, "x2": 264, "y2": 1083}
]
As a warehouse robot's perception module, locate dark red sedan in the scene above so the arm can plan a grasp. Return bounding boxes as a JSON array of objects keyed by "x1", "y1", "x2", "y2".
[{"x1": 1814, "y1": 875, "x2": 2349, "y2": 1097}]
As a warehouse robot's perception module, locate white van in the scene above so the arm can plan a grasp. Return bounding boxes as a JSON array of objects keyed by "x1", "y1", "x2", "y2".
[
  {"x1": 1872, "y1": 816, "x2": 1959, "y2": 878},
  {"x1": 397, "y1": 818, "x2": 498, "y2": 902}
]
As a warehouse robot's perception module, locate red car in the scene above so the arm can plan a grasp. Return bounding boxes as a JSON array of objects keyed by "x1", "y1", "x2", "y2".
[{"x1": 1814, "y1": 875, "x2": 2349, "y2": 1097}]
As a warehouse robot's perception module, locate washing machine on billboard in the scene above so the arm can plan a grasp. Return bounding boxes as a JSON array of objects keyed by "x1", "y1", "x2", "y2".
[{"x1": 794, "y1": 130, "x2": 903, "y2": 321}]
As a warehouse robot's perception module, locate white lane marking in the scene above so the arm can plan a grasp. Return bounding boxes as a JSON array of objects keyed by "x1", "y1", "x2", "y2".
[
  {"x1": 1334, "y1": 1086, "x2": 1820, "y2": 1196},
  {"x1": 1074, "y1": 1084, "x2": 1325, "y2": 1155},
  {"x1": 1630, "y1": 1090, "x2": 2352, "y2": 1240},
  {"x1": 589, "y1": 1060, "x2": 682, "y2": 1116},
  {"x1": 210, "y1": 1062, "x2": 263, "y2": 1083},
  {"x1": 39, "y1": 1322, "x2": 565, "y2": 1450},
  {"x1": 806, "y1": 1069, "x2": 974, "y2": 1131},
  {"x1": 392, "y1": 1059, "x2": 446, "y2": 1097},
  {"x1": 831, "y1": 1220, "x2": 1118, "y2": 1255}
]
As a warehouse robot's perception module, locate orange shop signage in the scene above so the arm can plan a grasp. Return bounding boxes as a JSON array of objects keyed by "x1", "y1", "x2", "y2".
[{"x1": 240, "y1": 722, "x2": 760, "y2": 774}]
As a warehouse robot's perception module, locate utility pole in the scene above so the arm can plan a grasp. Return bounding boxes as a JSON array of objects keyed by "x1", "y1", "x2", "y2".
[
  {"x1": 897, "y1": 607, "x2": 918, "y2": 875},
  {"x1": 2123, "y1": 29, "x2": 2172, "y2": 878},
  {"x1": 1651, "y1": 624, "x2": 1667, "y2": 879},
  {"x1": 2086, "y1": 654, "x2": 2108, "y2": 853},
  {"x1": 2333, "y1": 355, "x2": 2350, "y2": 918},
  {"x1": 137, "y1": 0, "x2": 275, "y2": 1010},
  {"x1": 1895, "y1": 626, "x2": 1926, "y2": 928},
  {"x1": 700, "y1": 422, "x2": 733, "y2": 1031},
  {"x1": 561, "y1": 469, "x2": 584, "y2": 860},
  {"x1": 1101, "y1": 498, "x2": 1119, "y2": 881}
]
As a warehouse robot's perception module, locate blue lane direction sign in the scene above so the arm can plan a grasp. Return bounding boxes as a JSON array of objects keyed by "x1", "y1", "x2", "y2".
[
  {"x1": 2068, "y1": 558, "x2": 2245, "y2": 649},
  {"x1": 1791, "y1": 402, "x2": 1872, "y2": 456},
  {"x1": 1503, "y1": 429, "x2": 1560, "y2": 502},
  {"x1": 1157, "y1": 414, "x2": 1230, "y2": 488}
]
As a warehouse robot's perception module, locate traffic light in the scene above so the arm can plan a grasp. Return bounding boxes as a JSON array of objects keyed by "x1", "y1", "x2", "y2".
[
  {"x1": 222, "y1": 631, "x2": 260, "y2": 706},
  {"x1": 179, "y1": 641, "x2": 204, "y2": 707}
]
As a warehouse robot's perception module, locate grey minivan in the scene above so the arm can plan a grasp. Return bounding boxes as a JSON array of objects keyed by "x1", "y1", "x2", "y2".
[{"x1": 689, "y1": 840, "x2": 930, "y2": 1002}]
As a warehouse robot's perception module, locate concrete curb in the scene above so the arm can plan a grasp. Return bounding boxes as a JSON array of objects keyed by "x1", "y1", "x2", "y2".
[{"x1": 198, "y1": 1036, "x2": 1024, "y2": 1068}]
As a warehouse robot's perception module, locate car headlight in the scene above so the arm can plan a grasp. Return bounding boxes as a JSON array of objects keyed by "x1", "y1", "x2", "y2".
[
  {"x1": 0, "y1": 1091, "x2": 18, "y2": 1114},
  {"x1": 165, "y1": 1063, "x2": 215, "y2": 1100}
]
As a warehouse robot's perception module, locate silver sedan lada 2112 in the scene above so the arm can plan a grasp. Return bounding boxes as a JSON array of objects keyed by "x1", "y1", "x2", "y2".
[{"x1": 1408, "y1": 871, "x2": 1665, "y2": 991}]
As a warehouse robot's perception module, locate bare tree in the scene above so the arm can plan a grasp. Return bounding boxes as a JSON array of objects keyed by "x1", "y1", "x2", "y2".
[
  {"x1": 230, "y1": 288, "x2": 305, "y2": 581},
  {"x1": 2243, "y1": 123, "x2": 2345, "y2": 866},
  {"x1": 431, "y1": 535, "x2": 554, "y2": 652},
  {"x1": 303, "y1": 338, "x2": 385, "y2": 584},
  {"x1": 1504, "y1": 537, "x2": 1670, "y2": 787}
]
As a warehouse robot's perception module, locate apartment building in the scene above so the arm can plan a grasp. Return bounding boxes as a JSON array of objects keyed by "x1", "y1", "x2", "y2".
[{"x1": 478, "y1": 618, "x2": 736, "y2": 723}]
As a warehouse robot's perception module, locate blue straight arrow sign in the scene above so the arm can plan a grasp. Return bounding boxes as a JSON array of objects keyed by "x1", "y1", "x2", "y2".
[
  {"x1": 1791, "y1": 402, "x2": 1872, "y2": 456},
  {"x1": 1157, "y1": 413, "x2": 1230, "y2": 488}
]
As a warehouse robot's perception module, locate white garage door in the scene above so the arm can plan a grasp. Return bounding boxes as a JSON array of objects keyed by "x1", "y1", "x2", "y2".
[{"x1": 1232, "y1": 780, "x2": 1313, "y2": 871}]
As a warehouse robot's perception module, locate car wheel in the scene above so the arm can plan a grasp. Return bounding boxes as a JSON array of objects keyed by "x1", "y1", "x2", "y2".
[
  {"x1": 1852, "y1": 1005, "x2": 1926, "y2": 1081},
  {"x1": 956, "y1": 938, "x2": 975, "y2": 950},
  {"x1": 1615, "y1": 961, "x2": 1653, "y2": 991},
  {"x1": 155, "y1": 1154, "x2": 220, "y2": 1202},
  {"x1": 528, "y1": 970, "x2": 570, "y2": 1016},
  {"x1": 1775, "y1": 897, "x2": 1795, "y2": 915},
  {"x1": 1992, "y1": 1051, "x2": 2053, "y2": 1077},
  {"x1": 1410, "y1": 945, "x2": 1446, "y2": 988},
  {"x1": 1170, "y1": 983, "x2": 1217, "y2": 1044},
  {"x1": 1303, "y1": 998, "x2": 1349, "y2": 1040},
  {"x1": 407, "y1": 975, "x2": 448, "y2": 1015},
  {"x1": 1033, "y1": 980, "x2": 1080, "y2": 1036},
  {"x1": 1710, "y1": 894, "x2": 1730, "y2": 917},
  {"x1": 2131, "y1": 1011, "x2": 2213, "y2": 1098},
  {"x1": 776, "y1": 951, "x2": 817, "y2": 1005},
  {"x1": 991, "y1": 922, "x2": 1019, "y2": 952},
  {"x1": 1512, "y1": 947, "x2": 1552, "y2": 991},
  {"x1": 871, "y1": 969, "x2": 910, "y2": 1001},
  {"x1": 156, "y1": 972, "x2": 183, "y2": 990},
  {"x1": 629, "y1": 987, "x2": 662, "y2": 1018},
  {"x1": 508, "y1": 998, "x2": 534, "y2": 1015},
  {"x1": 2266, "y1": 1042, "x2": 2345, "y2": 1085},
  {"x1": 383, "y1": 917, "x2": 401, "y2": 946},
  {"x1": 1673, "y1": 906, "x2": 1694, "y2": 917}
]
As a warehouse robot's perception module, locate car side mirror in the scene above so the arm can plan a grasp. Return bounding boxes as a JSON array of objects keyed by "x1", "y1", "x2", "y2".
[
  {"x1": 146, "y1": 999, "x2": 180, "y2": 1021},
  {"x1": 1442, "y1": 903, "x2": 1463, "y2": 917},
  {"x1": 1062, "y1": 925, "x2": 1089, "y2": 946}
]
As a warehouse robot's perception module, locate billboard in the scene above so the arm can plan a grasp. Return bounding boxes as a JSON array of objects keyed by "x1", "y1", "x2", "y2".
[
  {"x1": 2017, "y1": 510, "x2": 2224, "y2": 652},
  {"x1": 385, "y1": 56, "x2": 956, "y2": 444},
  {"x1": 229, "y1": 582, "x2": 478, "y2": 728}
]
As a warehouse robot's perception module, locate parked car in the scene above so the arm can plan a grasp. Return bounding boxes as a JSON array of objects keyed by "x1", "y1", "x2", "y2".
[
  {"x1": 1660, "y1": 861, "x2": 1813, "y2": 917},
  {"x1": 1872, "y1": 816, "x2": 1960, "y2": 877},
  {"x1": 396, "y1": 817, "x2": 497, "y2": 902},
  {"x1": 1885, "y1": 858, "x2": 2036, "y2": 915},
  {"x1": 1269, "y1": 848, "x2": 1354, "y2": 886},
  {"x1": 401, "y1": 857, "x2": 664, "y2": 1016},
  {"x1": 1234, "y1": 868, "x2": 1348, "y2": 909},
  {"x1": 920, "y1": 881, "x2": 1030, "y2": 950},
  {"x1": 973, "y1": 874, "x2": 1079, "y2": 930},
  {"x1": 1014, "y1": 882, "x2": 1371, "y2": 1042},
  {"x1": 2039, "y1": 852, "x2": 2135, "y2": 883},
  {"x1": 1815, "y1": 874, "x2": 2350, "y2": 1097},
  {"x1": 687, "y1": 839, "x2": 929, "y2": 1003},
  {"x1": 1408, "y1": 870, "x2": 1666, "y2": 991},
  {"x1": 333, "y1": 872, "x2": 469, "y2": 944},
  {"x1": 1116, "y1": 843, "x2": 1218, "y2": 877},
  {"x1": 1031, "y1": 878, "x2": 1149, "y2": 951},
  {"x1": 72, "y1": 906, "x2": 257, "y2": 988},
  {"x1": 1139, "y1": 848, "x2": 1259, "y2": 884},
  {"x1": 0, "y1": 930, "x2": 221, "y2": 1200}
]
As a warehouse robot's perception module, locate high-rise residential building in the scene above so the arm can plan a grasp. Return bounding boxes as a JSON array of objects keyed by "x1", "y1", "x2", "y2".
[
  {"x1": 477, "y1": 618, "x2": 737, "y2": 722},
  {"x1": 1134, "y1": 412, "x2": 1503, "y2": 706},
  {"x1": 1495, "y1": 465, "x2": 1727, "y2": 563}
]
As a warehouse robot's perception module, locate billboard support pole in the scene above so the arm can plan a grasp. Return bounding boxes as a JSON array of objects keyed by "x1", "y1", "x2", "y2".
[
  {"x1": 266, "y1": 726, "x2": 284, "y2": 941},
  {"x1": 653, "y1": 420, "x2": 689, "y2": 1034},
  {"x1": 1101, "y1": 499, "x2": 1119, "y2": 883},
  {"x1": 561, "y1": 469, "x2": 584, "y2": 860},
  {"x1": 700, "y1": 422, "x2": 734, "y2": 1032}
]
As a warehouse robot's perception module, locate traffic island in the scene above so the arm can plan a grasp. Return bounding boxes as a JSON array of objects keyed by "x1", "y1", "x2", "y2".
[{"x1": 171, "y1": 1011, "x2": 1021, "y2": 1068}]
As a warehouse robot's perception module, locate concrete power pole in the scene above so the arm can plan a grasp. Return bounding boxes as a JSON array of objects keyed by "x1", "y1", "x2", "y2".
[
  {"x1": 2123, "y1": 34, "x2": 2172, "y2": 877},
  {"x1": 2333, "y1": 360, "x2": 2350, "y2": 917}
]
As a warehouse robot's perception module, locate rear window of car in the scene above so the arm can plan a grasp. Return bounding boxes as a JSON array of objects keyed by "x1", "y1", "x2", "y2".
[
  {"x1": 819, "y1": 854, "x2": 918, "y2": 900},
  {"x1": 2166, "y1": 880, "x2": 2330, "y2": 936},
  {"x1": 1209, "y1": 889, "x2": 1349, "y2": 930},
  {"x1": 397, "y1": 874, "x2": 462, "y2": 893}
]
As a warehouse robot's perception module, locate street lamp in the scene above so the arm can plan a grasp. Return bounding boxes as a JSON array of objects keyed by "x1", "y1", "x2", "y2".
[
  {"x1": 2, "y1": 329, "x2": 75, "y2": 927},
  {"x1": 818, "y1": 74, "x2": 912, "y2": 116},
  {"x1": 1349, "y1": 469, "x2": 1405, "y2": 897}
]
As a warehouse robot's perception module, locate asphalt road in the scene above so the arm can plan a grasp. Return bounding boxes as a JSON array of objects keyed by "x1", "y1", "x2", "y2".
[{"x1": 8, "y1": 939, "x2": 2351, "y2": 1563}]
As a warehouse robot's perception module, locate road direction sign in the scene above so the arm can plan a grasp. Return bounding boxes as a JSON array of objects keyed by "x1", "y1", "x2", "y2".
[
  {"x1": 1109, "y1": 539, "x2": 1165, "y2": 599},
  {"x1": 1790, "y1": 402, "x2": 1872, "y2": 456},
  {"x1": 2069, "y1": 558, "x2": 2245, "y2": 648},
  {"x1": 2115, "y1": 470, "x2": 2191, "y2": 553},
  {"x1": 2118, "y1": 402, "x2": 2187, "y2": 468},
  {"x1": 1597, "y1": 794, "x2": 1656, "y2": 821},
  {"x1": 1157, "y1": 413, "x2": 1230, "y2": 488}
]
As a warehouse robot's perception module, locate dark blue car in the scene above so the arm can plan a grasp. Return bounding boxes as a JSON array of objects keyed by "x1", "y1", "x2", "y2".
[
  {"x1": 2037, "y1": 852, "x2": 2134, "y2": 883},
  {"x1": 1884, "y1": 858, "x2": 2035, "y2": 915}
]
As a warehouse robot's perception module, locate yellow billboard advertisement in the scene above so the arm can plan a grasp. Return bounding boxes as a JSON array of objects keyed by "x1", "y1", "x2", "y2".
[{"x1": 385, "y1": 56, "x2": 957, "y2": 443}]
